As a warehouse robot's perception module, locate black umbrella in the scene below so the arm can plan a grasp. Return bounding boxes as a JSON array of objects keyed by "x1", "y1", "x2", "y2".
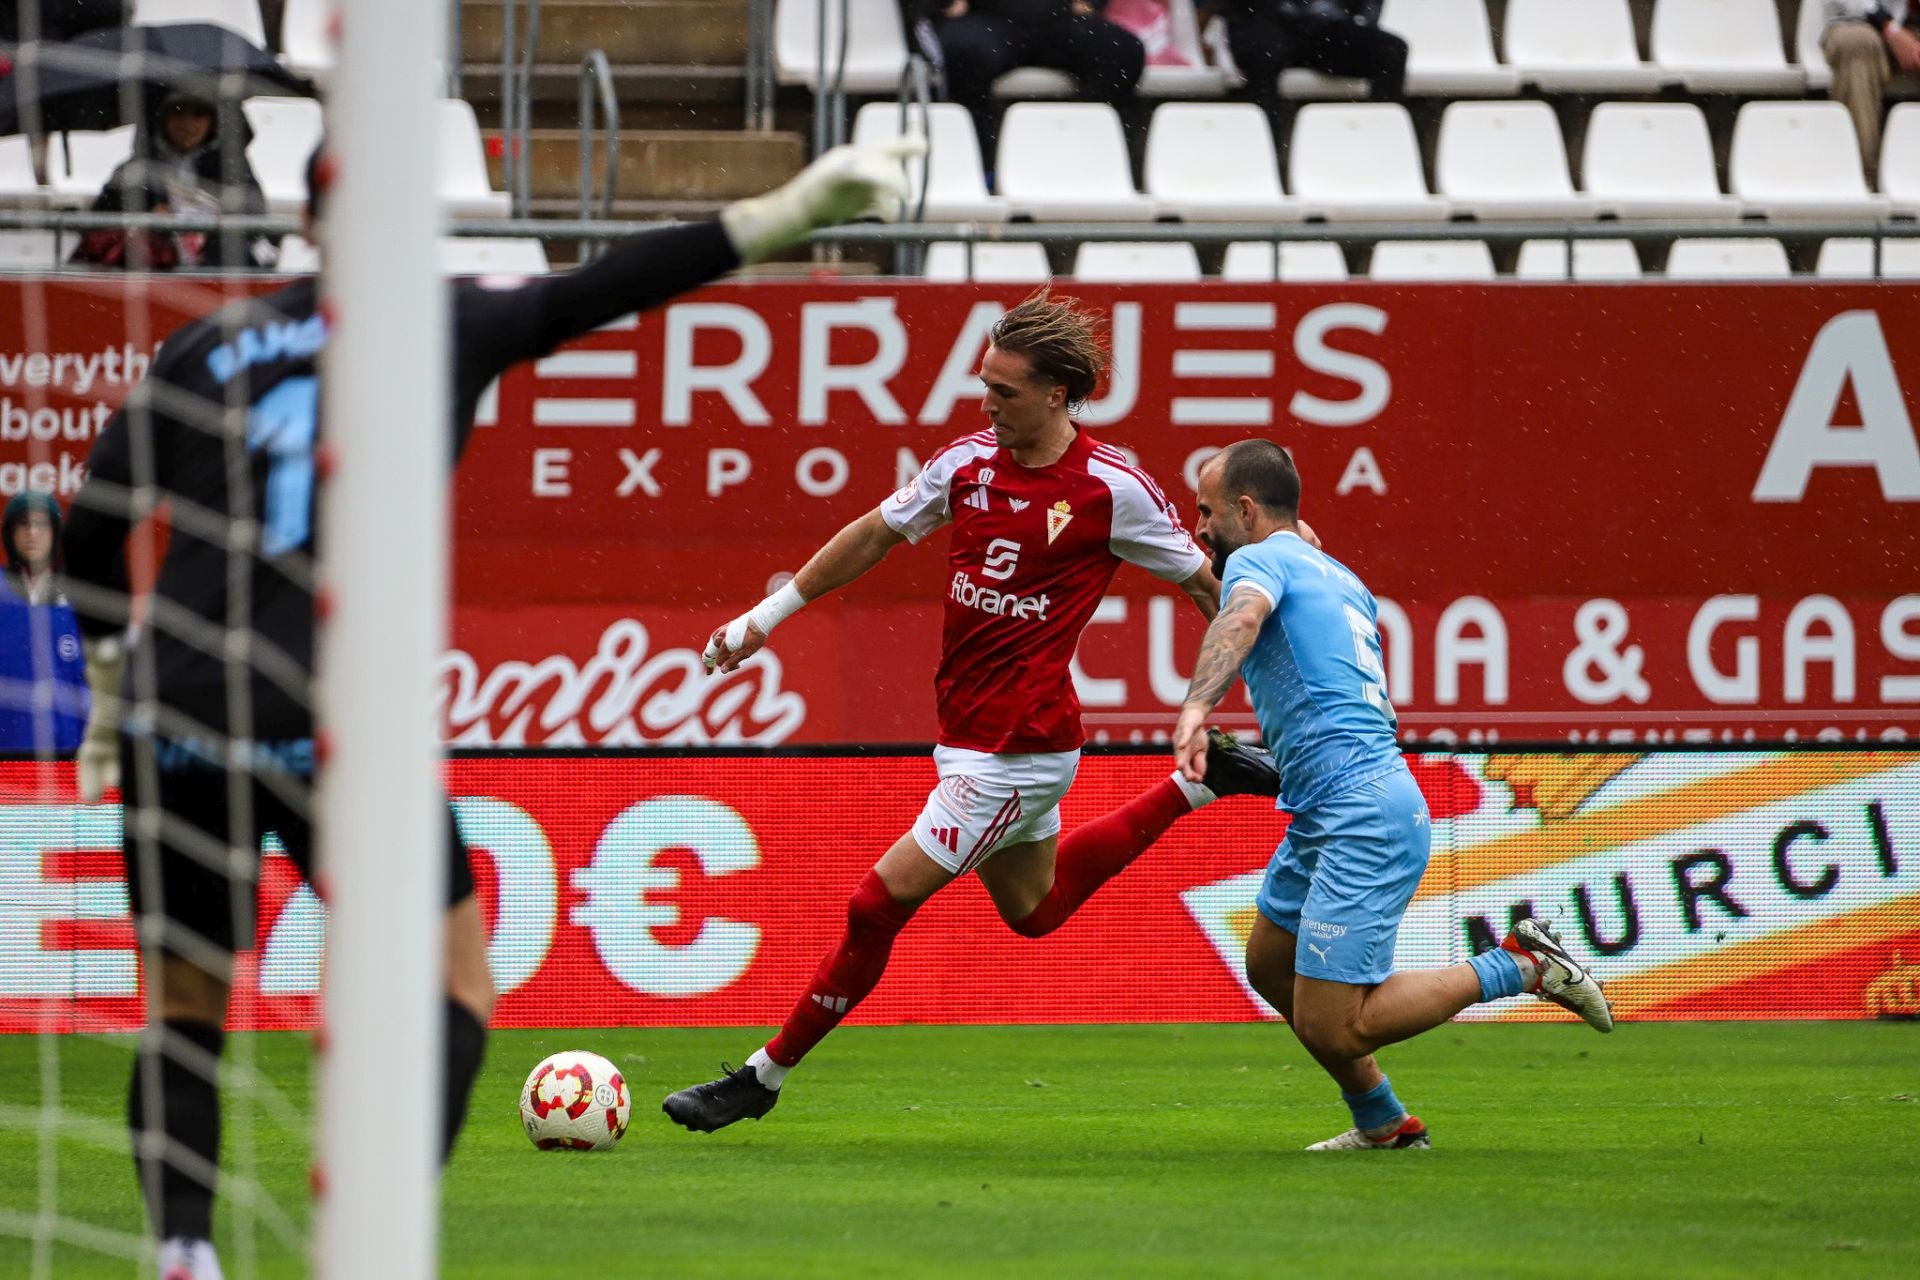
[{"x1": 0, "y1": 22, "x2": 313, "y2": 136}]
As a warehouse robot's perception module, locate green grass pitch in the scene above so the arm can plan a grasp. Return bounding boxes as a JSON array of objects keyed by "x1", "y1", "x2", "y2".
[{"x1": 2, "y1": 1023, "x2": 1917, "y2": 1278}]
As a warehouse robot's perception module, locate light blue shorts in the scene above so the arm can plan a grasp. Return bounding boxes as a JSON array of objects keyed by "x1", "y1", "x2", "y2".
[{"x1": 1256, "y1": 764, "x2": 1431, "y2": 986}]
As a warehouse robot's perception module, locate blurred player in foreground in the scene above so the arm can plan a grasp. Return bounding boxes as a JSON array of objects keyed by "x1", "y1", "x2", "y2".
[
  {"x1": 1173, "y1": 439, "x2": 1613, "y2": 1152},
  {"x1": 61, "y1": 136, "x2": 922, "y2": 1280},
  {"x1": 664, "y1": 290, "x2": 1282, "y2": 1133}
]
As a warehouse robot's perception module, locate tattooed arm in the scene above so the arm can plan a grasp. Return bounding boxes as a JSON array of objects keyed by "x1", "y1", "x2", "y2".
[{"x1": 1173, "y1": 583, "x2": 1274, "y2": 783}]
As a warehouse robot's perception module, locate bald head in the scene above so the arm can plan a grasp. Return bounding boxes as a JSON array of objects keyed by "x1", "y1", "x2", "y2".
[{"x1": 1208, "y1": 439, "x2": 1300, "y2": 519}]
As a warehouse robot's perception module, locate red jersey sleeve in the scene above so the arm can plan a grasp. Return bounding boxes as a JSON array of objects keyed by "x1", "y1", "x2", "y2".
[
  {"x1": 880, "y1": 435, "x2": 989, "y2": 544},
  {"x1": 1089, "y1": 450, "x2": 1208, "y2": 583}
]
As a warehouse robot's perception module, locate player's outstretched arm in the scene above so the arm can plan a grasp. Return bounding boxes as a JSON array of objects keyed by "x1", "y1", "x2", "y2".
[
  {"x1": 1173, "y1": 584, "x2": 1273, "y2": 782},
  {"x1": 1177, "y1": 563, "x2": 1222, "y2": 620},
  {"x1": 458, "y1": 136, "x2": 924, "y2": 388},
  {"x1": 704, "y1": 508, "x2": 907, "y2": 673}
]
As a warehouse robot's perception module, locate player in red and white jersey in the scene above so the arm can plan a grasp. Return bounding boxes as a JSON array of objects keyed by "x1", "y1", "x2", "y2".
[
  {"x1": 893, "y1": 421, "x2": 1200, "y2": 755},
  {"x1": 664, "y1": 290, "x2": 1283, "y2": 1132}
]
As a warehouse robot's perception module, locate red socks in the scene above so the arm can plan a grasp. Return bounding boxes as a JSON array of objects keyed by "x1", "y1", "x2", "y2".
[
  {"x1": 765, "y1": 869, "x2": 917, "y2": 1068},
  {"x1": 1010, "y1": 775, "x2": 1192, "y2": 938},
  {"x1": 766, "y1": 775, "x2": 1194, "y2": 1066}
]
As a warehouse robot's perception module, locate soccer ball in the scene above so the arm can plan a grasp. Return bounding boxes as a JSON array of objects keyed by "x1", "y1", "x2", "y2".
[{"x1": 519, "y1": 1050, "x2": 631, "y2": 1151}]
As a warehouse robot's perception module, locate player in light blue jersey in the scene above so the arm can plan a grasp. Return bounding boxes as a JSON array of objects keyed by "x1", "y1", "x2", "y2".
[{"x1": 1173, "y1": 440, "x2": 1613, "y2": 1151}]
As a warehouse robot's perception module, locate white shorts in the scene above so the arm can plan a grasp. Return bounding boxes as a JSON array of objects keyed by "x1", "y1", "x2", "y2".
[{"x1": 910, "y1": 746, "x2": 1081, "y2": 875}]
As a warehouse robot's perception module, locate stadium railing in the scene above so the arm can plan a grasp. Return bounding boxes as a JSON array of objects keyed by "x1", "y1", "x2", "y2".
[{"x1": 6, "y1": 207, "x2": 1920, "y2": 276}]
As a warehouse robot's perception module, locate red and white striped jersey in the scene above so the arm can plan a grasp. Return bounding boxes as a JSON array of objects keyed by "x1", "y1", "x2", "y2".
[{"x1": 881, "y1": 427, "x2": 1206, "y2": 753}]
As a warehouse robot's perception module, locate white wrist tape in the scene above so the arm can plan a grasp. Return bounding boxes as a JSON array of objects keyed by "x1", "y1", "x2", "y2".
[{"x1": 722, "y1": 581, "x2": 807, "y2": 651}]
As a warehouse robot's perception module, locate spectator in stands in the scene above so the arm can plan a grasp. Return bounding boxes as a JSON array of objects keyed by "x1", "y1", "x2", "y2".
[
  {"x1": 0, "y1": 490, "x2": 89, "y2": 754},
  {"x1": 1210, "y1": 0, "x2": 1405, "y2": 123},
  {"x1": 71, "y1": 90, "x2": 277, "y2": 272},
  {"x1": 1822, "y1": 1, "x2": 1920, "y2": 179},
  {"x1": 903, "y1": 1, "x2": 1146, "y2": 165}
]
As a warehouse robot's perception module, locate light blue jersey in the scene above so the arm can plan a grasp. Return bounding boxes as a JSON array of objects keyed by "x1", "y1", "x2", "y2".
[{"x1": 1219, "y1": 530, "x2": 1402, "y2": 813}]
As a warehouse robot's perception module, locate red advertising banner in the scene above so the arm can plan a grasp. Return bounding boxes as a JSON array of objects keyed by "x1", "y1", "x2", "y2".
[
  {"x1": 3, "y1": 278, "x2": 1918, "y2": 745},
  {"x1": 2, "y1": 749, "x2": 1916, "y2": 1035}
]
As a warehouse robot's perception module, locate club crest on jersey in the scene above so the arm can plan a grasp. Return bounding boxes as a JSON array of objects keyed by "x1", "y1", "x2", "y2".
[{"x1": 1046, "y1": 500, "x2": 1073, "y2": 544}]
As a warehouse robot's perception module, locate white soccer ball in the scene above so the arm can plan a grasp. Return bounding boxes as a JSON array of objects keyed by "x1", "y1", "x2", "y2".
[{"x1": 519, "y1": 1050, "x2": 631, "y2": 1151}]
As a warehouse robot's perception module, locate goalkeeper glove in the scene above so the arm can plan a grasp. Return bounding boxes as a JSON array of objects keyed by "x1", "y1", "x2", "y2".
[
  {"x1": 77, "y1": 636, "x2": 125, "y2": 803},
  {"x1": 720, "y1": 136, "x2": 925, "y2": 264}
]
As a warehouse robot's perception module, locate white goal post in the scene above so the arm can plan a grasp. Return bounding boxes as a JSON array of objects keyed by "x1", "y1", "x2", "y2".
[{"x1": 314, "y1": 0, "x2": 450, "y2": 1275}]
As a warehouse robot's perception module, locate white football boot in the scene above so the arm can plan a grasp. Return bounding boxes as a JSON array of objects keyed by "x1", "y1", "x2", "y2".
[
  {"x1": 157, "y1": 1237, "x2": 224, "y2": 1280},
  {"x1": 1307, "y1": 1114, "x2": 1432, "y2": 1151},
  {"x1": 1505, "y1": 918, "x2": 1614, "y2": 1033}
]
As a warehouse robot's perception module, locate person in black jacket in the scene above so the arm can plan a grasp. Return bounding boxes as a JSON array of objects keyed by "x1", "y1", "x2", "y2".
[
  {"x1": 905, "y1": 0, "x2": 1146, "y2": 166},
  {"x1": 62, "y1": 134, "x2": 916, "y2": 1280},
  {"x1": 1213, "y1": 0, "x2": 1406, "y2": 124},
  {"x1": 70, "y1": 90, "x2": 278, "y2": 271}
]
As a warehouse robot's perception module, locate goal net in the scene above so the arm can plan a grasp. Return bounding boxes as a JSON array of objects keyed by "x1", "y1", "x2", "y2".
[{"x1": 0, "y1": 2, "x2": 448, "y2": 1274}]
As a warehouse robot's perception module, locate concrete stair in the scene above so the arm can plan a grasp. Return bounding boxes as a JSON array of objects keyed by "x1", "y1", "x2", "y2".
[
  {"x1": 462, "y1": 0, "x2": 820, "y2": 240},
  {"x1": 461, "y1": 0, "x2": 747, "y2": 67},
  {"x1": 485, "y1": 128, "x2": 806, "y2": 205}
]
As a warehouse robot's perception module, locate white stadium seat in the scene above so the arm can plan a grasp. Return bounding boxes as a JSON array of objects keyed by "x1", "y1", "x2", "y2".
[
  {"x1": 1280, "y1": 70, "x2": 1372, "y2": 100},
  {"x1": 996, "y1": 103, "x2": 1156, "y2": 220},
  {"x1": 1383, "y1": 0, "x2": 1520, "y2": 96},
  {"x1": 1881, "y1": 240, "x2": 1920, "y2": 277},
  {"x1": 1879, "y1": 103, "x2": 1920, "y2": 214},
  {"x1": 992, "y1": 68, "x2": 1076, "y2": 99},
  {"x1": 280, "y1": 0, "x2": 335, "y2": 81},
  {"x1": 243, "y1": 96, "x2": 324, "y2": 215},
  {"x1": 1288, "y1": 103, "x2": 1448, "y2": 220},
  {"x1": 1515, "y1": 239, "x2": 1643, "y2": 280},
  {"x1": 275, "y1": 233, "x2": 319, "y2": 271},
  {"x1": 1814, "y1": 238, "x2": 1876, "y2": 279},
  {"x1": 1368, "y1": 239, "x2": 1496, "y2": 280},
  {"x1": 1581, "y1": 104, "x2": 1740, "y2": 220},
  {"x1": 0, "y1": 231, "x2": 60, "y2": 270},
  {"x1": 774, "y1": 0, "x2": 907, "y2": 93},
  {"x1": 1651, "y1": 0, "x2": 1804, "y2": 94},
  {"x1": 133, "y1": 0, "x2": 268, "y2": 47},
  {"x1": 1220, "y1": 241, "x2": 1349, "y2": 281},
  {"x1": 1436, "y1": 100, "x2": 1591, "y2": 219},
  {"x1": 1504, "y1": 0, "x2": 1661, "y2": 92},
  {"x1": 923, "y1": 241, "x2": 1051, "y2": 282},
  {"x1": 1665, "y1": 237, "x2": 1791, "y2": 279},
  {"x1": 1796, "y1": 0, "x2": 1833, "y2": 91},
  {"x1": 1730, "y1": 101, "x2": 1891, "y2": 219},
  {"x1": 272, "y1": 234, "x2": 550, "y2": 276},
  {"x1": 852, "y1": 102, "x2": 1008, "y2": 222},
  {"x1": 437, "y1": 98, "x2": 511, "y2": 219},
  {"x1": 1200, "y1": 21, "x2": 1366, "y2": 98},
  {"x1": 441, "y1": 237, "x2": 550, "y2": 275},
  {"x1": 1144, "y1": 103, "x2": 1296, "y2": 221},
  {"x1": 45, "y1": 127, "x2": 135, "y2": 207},
  {"x1": 1072, "y1": 241, "x2": 1202, "y2": 282},
  {"x1": 0, "y1": 134, "x2": 47, "y2": 207}
]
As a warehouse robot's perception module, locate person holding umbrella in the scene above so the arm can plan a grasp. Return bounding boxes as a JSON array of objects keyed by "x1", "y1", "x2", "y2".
[{"x1": 70, "y1": 88, "x2": 277, "y2": 270}]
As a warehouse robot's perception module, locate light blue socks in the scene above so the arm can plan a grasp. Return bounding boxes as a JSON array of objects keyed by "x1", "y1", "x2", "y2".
[
  {"x1": 1341, "y1": 1076, "x2": 1406, "y2": 1133},
  {"x1": 1469, "y1": 947, "x2": 1526, "y2": 1001}
]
